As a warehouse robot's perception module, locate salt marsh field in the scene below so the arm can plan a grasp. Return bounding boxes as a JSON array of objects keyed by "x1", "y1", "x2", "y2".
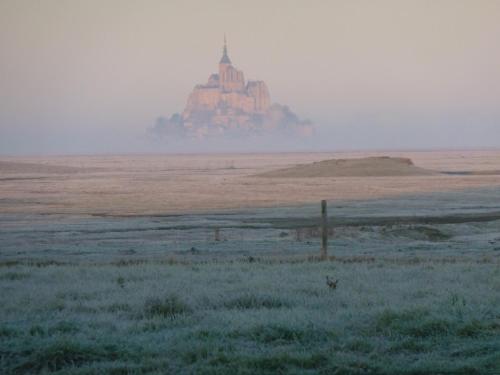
[
  {"x1": 1, "y1": 151, "x2": 500, "y2": 374},
  {"x1": 1, "y1": 188, "x2": 500, "y2": 264}
]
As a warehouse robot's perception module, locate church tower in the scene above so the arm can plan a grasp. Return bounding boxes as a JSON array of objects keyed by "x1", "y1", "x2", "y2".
[
  {"x1": 219, "y1": 36, "x2": 244, "y2": 92},
  {"x1": 219, "y1": 35, "x2": 231, "y2": 66}
]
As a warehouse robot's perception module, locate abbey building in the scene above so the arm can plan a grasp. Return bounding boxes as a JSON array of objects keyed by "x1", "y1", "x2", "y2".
[{"x1": 152, "y1": 38, "x2": 312, "y2": 138}]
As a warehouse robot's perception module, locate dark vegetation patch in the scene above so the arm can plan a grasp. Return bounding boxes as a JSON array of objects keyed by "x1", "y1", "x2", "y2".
[
  {"x1": 0, "y1": 260, "x2": 72, "y2": 268},
  {"x1": 388, "y1": 338, "x2": 430, "y2": 353},
  {"x1": 0, "y1": 260, "x2": 21, "y2": 268},
  {"x1": 442, "y1": 170, "x2": 500, "y2": 176},
  {"x1": 450, "y1": 343, "x2": 500, "y2": 358},
  {"x1": 0, "y1": 325, "x2": 18, "y2": 337},
  {"x1": 116, "y1": 276, "x2": 126, "y2": 288},
  {"x1": 383, "y1": 226, "x2": 451, "y2": 241},
  {"x1": 456, "y1": 320, "x2": 499, "y2": 338},
  {"x1": 0, "y1": 272, "x2": 30, "y2": 281},
  {"x1": 375, "y1": 308, "x2": 452, "y2": 338},
  {"x1": 48, "y1": 321, "x2": 80, "y2": 336},
  {"x1": 244, "y1": 212, "x2": 500, "y2": 229},
  {"x1": 56, "y1": 290, "x2": 94, "y2": 302},
  {"x1": 344, "y1": 339, "x2": 374, "y2": 353},
  {"x1": 143, "y1": 295, "x2": 192, "y2": 319},
  {"x1": 29, "y1": 325, "x2": 45, "y2": 337},
  {"x1": 106, "y1": 303, "x2": 132, "y2": 313},
  {"x1": 9, "y1": 341, "x2": 131, "y2": 374},
  {"x1": 181, "y1": 344, "x2": 216, "y2": 365},
  {"x1": 111, "y1": 256, "x2": 188, "y2": 267},
  {"x1": 290, "y1": 223, "x2": 451, "y2": 242},
  {"x1": 242, "y1": 353, "x2": 329, "y2": 372},
  {"x1": 374, "y1": 309, "x2": 497, "y2": 341},
  {"x1": 228, "y1": 324, "x2": 330, "y2": 344},
  {"x1": 181, "y1": 349, "x2": 329, "y2": 373},
  {"x1": 71, "y1": 304, "x2": 98, "y2": 314},
  {"x1": 27, "y1": 321, "x2": 80, "y2": 337},
  {"x1": 223, "y1": 294, "x2": 291, "y2": 310},
  {"x1": 140, "y1": 321, "x2": 173, "y2": 332}
]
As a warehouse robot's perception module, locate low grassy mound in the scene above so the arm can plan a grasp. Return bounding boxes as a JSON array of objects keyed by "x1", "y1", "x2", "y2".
[{"x1": 257, "y1": 156, "x2": 436, "y2": 178}]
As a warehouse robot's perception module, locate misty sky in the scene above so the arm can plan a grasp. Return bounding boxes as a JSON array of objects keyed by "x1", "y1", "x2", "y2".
[{"x1": 1, "y1": 0, "x2": 499, "y2": 155}]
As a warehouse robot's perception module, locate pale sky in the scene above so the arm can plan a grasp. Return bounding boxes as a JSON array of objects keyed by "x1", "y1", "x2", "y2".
[{"x1": 1, "y1": 0, "x2": 499, "y2": 154}]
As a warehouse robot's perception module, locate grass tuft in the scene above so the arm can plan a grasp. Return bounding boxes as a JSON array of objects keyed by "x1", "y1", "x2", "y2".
[
  {"x1": 47, "y1": 321, "x2": 80, "y2": 335},
  {"x1": 144, "y1": 295, "x2": 192, "y2": 319},
  {"x1": 29, "y1": 325, "x2": 45, "y2": 337},
  {"x1": 345, "y1": 339, "x2": 374, "y2": 353},
  {"x1": 106, "y1": 303, "x2": 132, "y2": 313},
  {"x1": 116, "y1": 276, "x2": 126, "y2": 288},
  {"x1": 230, "y1": 324, "x2": 329, "y2": 344},
  {"x1": 0, "y1": 325, "x2": 18, "y2": 337},
  {"x1": 456, "y1": 320, "x2": 490, "y2": 338},
  {"x1": 0, "y1": 272, "x2": 30, "y2": 281},
  {"x1": 12, "y1": 341, "x2": 123, "y2": 373},
  {"x1": 223, "y1": 294, "x2": 290, "y2": 310}
]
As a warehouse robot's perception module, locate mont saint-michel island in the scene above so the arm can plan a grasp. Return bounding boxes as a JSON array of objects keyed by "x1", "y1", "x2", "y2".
[{"x1": 152, "y1": 39, "x2": 313, "y2": 138}]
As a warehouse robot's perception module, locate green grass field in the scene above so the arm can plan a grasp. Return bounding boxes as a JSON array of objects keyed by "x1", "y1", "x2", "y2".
[{"x1": 1, "y1": 255, "x2": 499, "y2": 374}]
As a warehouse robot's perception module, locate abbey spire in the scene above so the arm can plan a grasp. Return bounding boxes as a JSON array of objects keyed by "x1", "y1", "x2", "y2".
[{"x1": 220, "y1": 35, "x2": 231, "y2": 65}]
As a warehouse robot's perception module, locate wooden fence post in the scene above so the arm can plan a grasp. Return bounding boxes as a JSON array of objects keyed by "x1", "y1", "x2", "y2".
[
  {"x1": 295, "y1": 228, "x2": 303, "y2": 242},
  {"x1": 321, "y1": 200, "x2": 328, "y2": 259}
]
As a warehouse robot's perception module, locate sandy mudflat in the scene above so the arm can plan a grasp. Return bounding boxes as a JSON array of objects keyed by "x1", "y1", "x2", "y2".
[
  {"x1": 1, "y1": 150, "x2": 500, "y2": 215},
  {"x1": 0, "y1": 160, "x2": 94, "y2": 174}
]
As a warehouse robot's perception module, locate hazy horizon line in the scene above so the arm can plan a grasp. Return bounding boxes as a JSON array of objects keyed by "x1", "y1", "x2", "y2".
[{"x1": 2, "y1": 146, "x2": 500, "y2": 159}]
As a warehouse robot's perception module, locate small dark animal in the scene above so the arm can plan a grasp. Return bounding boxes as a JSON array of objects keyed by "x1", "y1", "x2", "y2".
[{"x1": 326, "y1": 276, "x2": 338, "y2": 289}]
